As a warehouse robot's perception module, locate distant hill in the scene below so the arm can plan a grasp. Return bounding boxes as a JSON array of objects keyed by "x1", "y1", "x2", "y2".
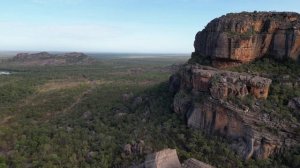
[{"x1": 5, "y1": 52, "x2": 95, "y2": 66}]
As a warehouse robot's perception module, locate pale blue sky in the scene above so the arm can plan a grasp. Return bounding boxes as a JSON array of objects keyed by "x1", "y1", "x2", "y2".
[{"x1": 0, "y1": 0, "x2": 300, "y2": 53}]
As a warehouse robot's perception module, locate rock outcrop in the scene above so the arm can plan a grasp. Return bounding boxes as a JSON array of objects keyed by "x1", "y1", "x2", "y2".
[
  {"x1": 194, "y1": 12, "x2": 300, "y2": 68},
  {"x1": 144, "y1": 149, "x2": 181, "y2": 168},
  {"x1": 123, "y1": 140, "x2": 145, "y2": 156},
  {"x1": 9, "y1": 52, "x2": 94, "y2": 66},
  {"x1": 175, "y1": 64, "x2": 272, "y2": 99},
  {"x1": 288, "y1": 97, "x2": 300, "y2": 112},
  {"x1": 170, "y1": 64, "x2": 299, "y2": 160},
  {"x1": 140, "y1": 149, "x2": 214, "y2": 168}
]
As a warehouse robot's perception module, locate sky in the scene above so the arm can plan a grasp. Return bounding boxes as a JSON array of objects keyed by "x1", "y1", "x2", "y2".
[{"x1": 0, "y1": 0, "x2": 300, "y2": 53}]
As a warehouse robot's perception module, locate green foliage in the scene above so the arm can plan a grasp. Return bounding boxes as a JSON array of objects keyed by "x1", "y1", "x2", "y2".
[
  {"x1": 0, "y1": 57, "x2": 299, "y2": 167},
  {"x1": 231, "y1": 57, "x2": 300, "y2": 121},
  {"x1": 227, "y1": 26, "x2": 255, "y2": 39},
  {"x1": 0, "y1": 157, "x2": 6, "y2": 168},
  {"x1": 188, "y1": 52, "x2": 211, "y2": 65}
]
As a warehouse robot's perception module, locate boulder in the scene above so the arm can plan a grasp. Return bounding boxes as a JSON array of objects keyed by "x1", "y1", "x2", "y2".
[
  {"x1": 288, "y1": 97, "x2": 300, "y2": 112},
  {"x1": 144, "y1": 149, "x2": 181, "y2": 168},
  {"x1": 132, "y1": 96, "x2": 143, "y2": 109},
  {"x1": 82, "y1": 111, "x2": 92, "y2": 120},
  {"x1": 122, "y1": 92, "x2": 134, "y2": 102},
  {"x1": 123, "y1": 140, "x2": 145, "y2": 156},
  {"x1": 141, "y1": 149, "x2": 214, "y2": 168},
  {"x1": 124, "y1": 144, "x2": 132, "y2": 155}
]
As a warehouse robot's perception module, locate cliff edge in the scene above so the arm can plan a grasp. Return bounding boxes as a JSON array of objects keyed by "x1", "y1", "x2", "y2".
[
  {"x1": 169, "y1": 11, "x2": 300, "y2": 161},
  {"x1": 194, "y1": 12, "x2": 300, "y2": 68}
]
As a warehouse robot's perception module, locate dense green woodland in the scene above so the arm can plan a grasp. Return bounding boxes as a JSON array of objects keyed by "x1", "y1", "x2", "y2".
[{"x1": 0, "y1": 57, "x2": 299, "y2": 168}]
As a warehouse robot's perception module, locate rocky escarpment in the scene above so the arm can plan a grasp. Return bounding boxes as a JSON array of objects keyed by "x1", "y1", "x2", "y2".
[
  {"x1": 194, "y1": 12, "x2": 300, "y2": 68},
  {"x1": 169, "y1": 64, "x2": 299, "y2": 160},
  {"x1": 8, "y1": 52, "x2": 94, "y2": 66}
]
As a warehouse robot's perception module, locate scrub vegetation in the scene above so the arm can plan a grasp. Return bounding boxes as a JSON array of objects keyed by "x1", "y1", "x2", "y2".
[{"x1": 0, "y1": 56, "x2": 299, "y2": 168}]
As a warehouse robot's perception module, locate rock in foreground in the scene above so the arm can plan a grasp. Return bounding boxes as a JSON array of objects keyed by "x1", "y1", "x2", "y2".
[
  {"x1": 139, "y1": 149, "x2": 214, "y2": 168},
  {"x1": 194, "y1": 12, "x2": 300, "y2": 68},
  {"x1": 182, "y1": 158, "x2": 214, "y2": 168},
  {"x1": 144, "y1": 149, "x2": 181, "y2": 168}
]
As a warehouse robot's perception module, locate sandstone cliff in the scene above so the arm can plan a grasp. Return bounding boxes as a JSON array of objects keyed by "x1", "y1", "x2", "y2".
[
  {"x1": 194, "y1": 12, "x2": 300, "y2": 68},
  {"x1": 169, "y1": 64, "x2": 299, "y2": 160}
]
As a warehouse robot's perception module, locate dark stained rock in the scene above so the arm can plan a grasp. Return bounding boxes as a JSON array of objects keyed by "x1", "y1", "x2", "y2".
[
  {"x1": 132, "y1": 96, "x2": 143, "y2": 109},
  {"x1": 169, "y1": 64, "x2": 299, "y2": 160},
  {"x1": 169, "y1": 74, "x2": 181, "y2": 94},
  {"x1": 288, "y1": 97, "x2": 300, "y2": 112},
  {"x1": 184, "y1": 96, "x2": 298, "y2": 160},
  {"x1": 194, "y1": 12, "x2": 300, "y2": 68},
  {"x1": 173, "y1": 90, "x2": 192, "y2": 115}
]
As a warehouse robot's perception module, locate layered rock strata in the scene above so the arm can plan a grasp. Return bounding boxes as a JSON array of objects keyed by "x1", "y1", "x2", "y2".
[
  {"x1": 171, "y1": 64, "x2": 272, "y2": 100},
  {"x1": 169, "y1": 64, "x2": 299, "y2": 160},
  {"x1": 194, "y1": 12, "x2": 300, "y2": 68}
]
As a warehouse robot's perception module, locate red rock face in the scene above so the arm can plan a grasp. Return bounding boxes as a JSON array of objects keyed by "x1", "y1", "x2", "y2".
[
  {"x1": 178, "y1": 64, "x2": 272, "y2": 99},
  {"x1": 194, "y1": 12, "x2": 300, "y2": 68},
  {"x1": 169, "y1": 64, "x2": 298, "y2": 160}
]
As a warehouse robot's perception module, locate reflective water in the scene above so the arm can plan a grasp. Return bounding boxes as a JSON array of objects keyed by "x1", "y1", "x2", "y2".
[{"x1": 0, "y1": 71, "x2": 11, "y2": 75}]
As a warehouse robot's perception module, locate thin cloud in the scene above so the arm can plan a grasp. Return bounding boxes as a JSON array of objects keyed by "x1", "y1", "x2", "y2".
[{"x1": 31, "y1": 0, "x2": 84, "y2": 5}]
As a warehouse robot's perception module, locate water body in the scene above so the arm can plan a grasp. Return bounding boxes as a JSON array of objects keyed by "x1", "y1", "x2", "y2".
[{"x1": 0, "y1": 71, "x2": 11, "y2": 75}]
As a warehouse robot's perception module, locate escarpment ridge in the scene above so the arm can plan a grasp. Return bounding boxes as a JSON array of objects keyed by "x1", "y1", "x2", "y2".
[
  {"x1": 194, "y1": 12, "x2": 300, "y2": 68},
  {"x1": 6, "y1": 52, "x2": 94, "y2": 66},
  {"x1": 170, "y1": 64, "x2": 299, "y2": 160},
  {"x1": 169, "y1": 11, "x2": 300, "y2": 161}
]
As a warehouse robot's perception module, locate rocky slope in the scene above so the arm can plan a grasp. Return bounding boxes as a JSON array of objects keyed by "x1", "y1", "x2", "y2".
[
  {"x1": 194, "y1": 12, "x2": 300, "y2": 68},
  {"x1": 170, "y1": 64, "x2": 299, "y2": 160},
  {"x1": 169, "y1": 11, "x2": 300, "y2": 161},
  {"x1": 8, "y1": 52, "x2": 94, "y2": 66}
]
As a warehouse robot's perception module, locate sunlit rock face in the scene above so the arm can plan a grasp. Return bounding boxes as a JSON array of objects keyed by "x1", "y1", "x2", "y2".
[
  {"x1": 194, "y1": 12, "x2": 300, "y2": 68},
  {"x1": 169, "y1": 64, "x2": 299, "y2": 160}
]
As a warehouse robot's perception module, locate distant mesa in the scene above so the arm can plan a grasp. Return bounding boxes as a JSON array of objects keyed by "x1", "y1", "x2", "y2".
[
  {"x1": 193, "y1": 11, "x2": 300, "y2": 68},
  {"x1": 9, "y1": 52, "x2": 94, "y2": 66}
]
